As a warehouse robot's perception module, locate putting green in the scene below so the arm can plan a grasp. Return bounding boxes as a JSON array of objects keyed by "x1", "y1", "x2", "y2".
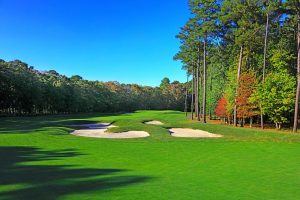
[{"x1": 0, "y1": 110, "x2": 300, "y2": 200}]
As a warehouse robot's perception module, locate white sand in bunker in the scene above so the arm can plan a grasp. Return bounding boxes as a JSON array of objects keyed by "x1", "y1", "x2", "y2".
[
  {"x1": 144, "y1": 120, "x2": 164, "y2": 125},
  {"x1": 169, "y1": 128, "x2": 223, "y2": 138},
  {"x1": 71, "y1": 123, "x2": 150, "y2": 139}
]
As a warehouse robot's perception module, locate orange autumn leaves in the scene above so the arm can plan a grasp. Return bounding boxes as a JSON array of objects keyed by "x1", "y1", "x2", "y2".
[
  {"x1": 215, "y1": 96, "x2": 228, "y2": 118},
  {"x1": 236, "y1": 72, "x2": 258, "y2": 118},
  {"x1": 216, "y1": 72, "x2": 258, "y2": 119}
]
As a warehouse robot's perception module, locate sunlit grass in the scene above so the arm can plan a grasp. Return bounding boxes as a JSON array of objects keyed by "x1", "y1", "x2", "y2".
[{"x1": 0, "y1": 111, "x2": 300, "y2": 199}]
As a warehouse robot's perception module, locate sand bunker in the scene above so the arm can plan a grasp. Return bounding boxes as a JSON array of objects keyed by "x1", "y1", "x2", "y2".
[
  {"x1": 144, "y1": 120, "x2": 164, "y2": 125},
  {"x1": 71, "y1": 123, "x2": 149, "y2": 139},
  {"x1": 72, "y1": 130, "x2": 149, "y2": 138},
  {"x1": 169, "y1": 128, "x2": 223, "y2": 138}
]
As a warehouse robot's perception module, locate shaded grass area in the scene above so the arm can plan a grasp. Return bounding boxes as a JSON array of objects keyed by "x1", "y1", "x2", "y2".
[
  {"x1": 0, "y1": 110, "x2": 300, "y2": 199},
  {"x1": 0, "y1": 147, "x2": 151, "y2": 200}
]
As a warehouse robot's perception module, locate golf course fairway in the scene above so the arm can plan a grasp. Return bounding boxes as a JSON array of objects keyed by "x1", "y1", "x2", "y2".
[{"x1": 0, "y1": 111, "x2": 300, "y2": 200}]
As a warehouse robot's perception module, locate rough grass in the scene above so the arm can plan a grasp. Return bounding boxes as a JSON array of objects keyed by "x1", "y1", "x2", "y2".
[{"x1": 0, "y1": 110, "x2": 300, "y2": 200}]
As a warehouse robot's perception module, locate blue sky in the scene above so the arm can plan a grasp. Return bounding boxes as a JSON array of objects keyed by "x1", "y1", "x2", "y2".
[{"x1": 0, "y1": 0, "x2": 189, "y2": 86}]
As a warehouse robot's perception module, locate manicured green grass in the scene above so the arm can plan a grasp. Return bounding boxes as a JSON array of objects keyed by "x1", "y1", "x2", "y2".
[{"x1": 0, "y1": 110, "x2": 300, "y2": 200}]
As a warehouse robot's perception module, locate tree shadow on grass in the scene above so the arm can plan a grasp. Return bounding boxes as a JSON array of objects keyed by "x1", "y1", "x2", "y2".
[
  {"x1": 0, "y1": 147, "x2": 152, "y2": 200},
  {"x1": 0, "y1": 119, "x2": 97, "y2": 133},
  {"x1": 0, "y1": 113, "x2": 125, "y2": 133}
]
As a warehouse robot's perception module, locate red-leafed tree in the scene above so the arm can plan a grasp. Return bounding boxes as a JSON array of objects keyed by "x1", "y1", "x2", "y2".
[
  {"x1": 215, "y1": 96, "x2": 228, "y2": 122},
  {"x1": 236, "y1": 71, "x2": 258, "y2": 127}
]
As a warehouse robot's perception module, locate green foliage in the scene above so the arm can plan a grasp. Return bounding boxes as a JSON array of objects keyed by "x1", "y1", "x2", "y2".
[
  {"x1": 206, "y1": 46, "x2": 230, "y2": 115},
  {"x1": 0, "y1": 60, "x2": 186, "y2": 115},
  {"x1": 159, "y1": 77, "x2": 170, "y2": 89},
  {"x1": 176, "y1": 0, "x2": 299, "y2": 128},
  {"x1": 269, "y1": 49, "x2": 296, "y2": 73},
  {"x1": 253, "y1": 71, "x2": 296, "y2": 128},
  {"x1": 224, "y1": 66, "x2": 237, "y2": 115},
  {"x1": 250, "y1": 47, "x2": 297, "y2": 128}
]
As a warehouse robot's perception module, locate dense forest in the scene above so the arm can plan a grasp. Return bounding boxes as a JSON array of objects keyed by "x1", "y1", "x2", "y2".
[
  {"x1": 0, "y1": 59, "x2": 186, "y2": 116},
  {"x1": 175, "y1": 0, "x2": 299, "y2": 130}
]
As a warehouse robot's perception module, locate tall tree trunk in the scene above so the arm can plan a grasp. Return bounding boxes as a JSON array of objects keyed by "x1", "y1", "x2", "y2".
[
  {"x1": 185, "y1": 74, "x2": 189, "y2": 117},
  {"x1": 262, "y1": 13, "x2": 269, "y2": 82},
  {"x1": 197, "y1": 60, "x2": 200, "y2": 121},
  {"x1": 195, "y1": 66, "x2": 199, "y2": 119},
  {"x1": 240, "y1": 117, "x2": 244, "y2": 127},
  {"x1": 209, "y1": 74, "x2": 213, "y2": 120},
  {"x1": 261, "y1": 12, "x2": 269, "y2": 129},
  {"x1": 199, "y1": 72, "x2": 202, "y2": 119},
  {"x1": 293, "y1": 16, "x2": 300, "y2": 133},
  {"x1": 234, "y1": 45, "x2": 244, "y2": 127},
  {"x1": 203, "y1": 34, "x2": 207, "y2": 123},
  {"x1": 191, "y1": 67, "x2": 194, "y2": 120}
]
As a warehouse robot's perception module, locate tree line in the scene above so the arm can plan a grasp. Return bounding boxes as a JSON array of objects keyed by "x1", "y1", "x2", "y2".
[
  {"x1": 0, "y1": 59, "x2": 186, "y2": 116},
  {"x1": 175, "y1": 0, "x2": 299, "y2": 130}
]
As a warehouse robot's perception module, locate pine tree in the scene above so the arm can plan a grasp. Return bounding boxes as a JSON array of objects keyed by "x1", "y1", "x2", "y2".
[{"x1": 189, "y1": 0, "x2": 221, "y2": 123}]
